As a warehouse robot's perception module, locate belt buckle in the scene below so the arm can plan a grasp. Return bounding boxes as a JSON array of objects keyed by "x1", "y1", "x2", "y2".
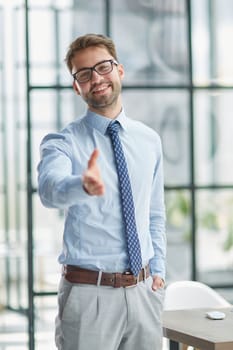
[{"x1": 124, "y1": 271, "x2": 138, "y2": 288}]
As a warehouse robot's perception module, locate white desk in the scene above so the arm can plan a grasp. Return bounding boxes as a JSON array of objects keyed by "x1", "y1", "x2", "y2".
[{"x1": 163, "y1": 307, "x2": 233, "y2": 350}]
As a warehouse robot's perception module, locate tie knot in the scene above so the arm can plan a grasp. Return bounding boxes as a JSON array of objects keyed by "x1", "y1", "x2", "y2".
[{"x1": 107, "y1": 121, "x2": 120, "y2": 134}]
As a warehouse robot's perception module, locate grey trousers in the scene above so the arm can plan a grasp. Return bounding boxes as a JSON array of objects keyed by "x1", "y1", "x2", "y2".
[{"x1": 55, "y1": 275, "x2": 165, "y2": 350}]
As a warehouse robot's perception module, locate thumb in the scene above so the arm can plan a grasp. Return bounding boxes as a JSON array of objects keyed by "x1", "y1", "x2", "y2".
[{"x1": 87, "y1": 149, "x2": 99, "y2": 169}]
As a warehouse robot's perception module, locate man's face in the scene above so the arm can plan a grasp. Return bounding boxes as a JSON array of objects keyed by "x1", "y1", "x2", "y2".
[{"x1": 71, "y1": 46, "x2": 124, "y2": 113}]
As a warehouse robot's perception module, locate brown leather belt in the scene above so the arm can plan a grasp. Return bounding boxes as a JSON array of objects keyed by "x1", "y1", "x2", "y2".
[{"x1": 63, "y1": 265, "x2": 150, "y2": 288}]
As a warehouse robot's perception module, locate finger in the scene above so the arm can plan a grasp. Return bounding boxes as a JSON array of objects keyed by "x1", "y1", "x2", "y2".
[{"x1": 87, "y1": 149, "x2": 99, "y2": 169}]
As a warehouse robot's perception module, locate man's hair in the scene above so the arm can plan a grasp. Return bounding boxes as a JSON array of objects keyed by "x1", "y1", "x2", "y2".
[{"x1": 65, "y1": 33, "x2": 118, "y2": 73}]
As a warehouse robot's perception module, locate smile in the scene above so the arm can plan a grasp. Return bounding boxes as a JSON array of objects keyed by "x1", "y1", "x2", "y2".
[{"x1": 92, "y1": 84, "x2": 111, "y2": 94}]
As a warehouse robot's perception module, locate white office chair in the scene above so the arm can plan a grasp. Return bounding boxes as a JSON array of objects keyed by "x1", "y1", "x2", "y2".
[
  {"x1": 163, "y1": 280, "x2": 231, "y2": 350},
  {"x1": 164, "y1": 280, "x2": 231, "y2": 310}
]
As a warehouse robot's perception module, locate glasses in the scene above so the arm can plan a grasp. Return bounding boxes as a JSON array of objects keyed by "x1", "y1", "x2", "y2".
[{"x1": 72, "y1": 59, "x2": 118, "y2": 83}]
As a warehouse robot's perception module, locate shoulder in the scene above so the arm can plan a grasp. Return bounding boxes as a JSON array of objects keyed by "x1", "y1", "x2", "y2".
[
  {"x1": 40, "y1": 116, "x2": 86, "y2": 156},
  {"x1": 41, "y1": 116, "x2": 85, "y2": 145}
]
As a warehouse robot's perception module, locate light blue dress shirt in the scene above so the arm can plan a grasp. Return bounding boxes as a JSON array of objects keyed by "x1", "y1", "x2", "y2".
[{"x1": 37, "y1": 109, "x2": 166, "y2": 279}]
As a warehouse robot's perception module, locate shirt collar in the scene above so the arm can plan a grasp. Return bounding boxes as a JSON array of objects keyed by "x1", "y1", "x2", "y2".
[{"x1": 84, "y1": 109, "x2": 128, "y2": 135}]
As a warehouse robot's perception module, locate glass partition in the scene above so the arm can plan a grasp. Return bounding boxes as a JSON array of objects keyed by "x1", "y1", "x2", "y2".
[
  {"x1": 0, "y1": 5, "x2": 6, "y2": 307},
  {"x1": 197, "y1": 190, "x2": 233, "y2": 285},
  {"x1": 122, "y1": 90, "x2": 190, "y2": 186},
  {"x1": 192, "y1": 0, "x2": 233, "y2": 86},
  {"x1": 28, "y1": 2, "x2": 105, "y2": 87},
  {"x1": 166, "y1": 190, "x2": 192, "y2": 281},
  {"x1": 194, "y1": 90, "x2": 233, "y2": 185},
  {"x1": 112, "y1": 0, "x2": 189, "y2": 86},
  {"x1": 0, "y1": 0, "x2": 233, "y2": 349}
]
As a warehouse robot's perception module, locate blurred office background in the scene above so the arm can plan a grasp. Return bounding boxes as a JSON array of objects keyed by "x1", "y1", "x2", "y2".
[{"x1": 0, "y1": 0, "x2": 233, "y2": 349}]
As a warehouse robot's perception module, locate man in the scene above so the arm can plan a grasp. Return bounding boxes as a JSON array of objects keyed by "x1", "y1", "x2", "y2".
[{"x1": 38, "y1": 33, "x2": 166, "y2": 350}]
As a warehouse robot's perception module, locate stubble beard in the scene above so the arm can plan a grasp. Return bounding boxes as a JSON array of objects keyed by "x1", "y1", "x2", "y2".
[{"x1": 86, "y1": 82, "x2": 121, "y2": 111}]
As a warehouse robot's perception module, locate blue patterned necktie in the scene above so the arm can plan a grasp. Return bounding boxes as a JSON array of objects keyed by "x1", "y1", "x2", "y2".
[{"x1": 107, "y1": 121, "x2": 142, "y2": 276}]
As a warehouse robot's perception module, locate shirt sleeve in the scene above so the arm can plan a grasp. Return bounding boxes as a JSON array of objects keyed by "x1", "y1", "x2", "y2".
[
  {"x1": 149, "y1": 137, "x2": 167, "y2": 280},
  {"x1": 37, "y1": 133, "x2": 88, "y2": 209}
]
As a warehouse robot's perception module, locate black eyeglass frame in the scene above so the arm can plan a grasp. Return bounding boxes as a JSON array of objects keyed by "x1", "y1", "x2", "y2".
[{"x1": 72, "y1": 59, "x2": 118, "y2": 83}]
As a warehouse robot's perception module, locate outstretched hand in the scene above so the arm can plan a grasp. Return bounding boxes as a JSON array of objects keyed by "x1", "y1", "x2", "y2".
[{"x1": 82, "y1": 149, "x2": 105, "y2": 196}]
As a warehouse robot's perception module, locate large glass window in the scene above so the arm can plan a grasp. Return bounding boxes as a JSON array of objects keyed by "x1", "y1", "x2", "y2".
[
  {"x1": 166, "y1": 190, "x2": 192, "y2": 281},
  {"x1": 0, "y1": 6, "x2": 4, "y2": 227},
  {"x1": 192, "y1": 0, "x2": 233, "y2": 86},
  {"x1": 197, "y1": 190, "x2": 233, "y2": 285},
  {"x1": 0, "y1": 6, "x2": 6, "y2": 307},
  {"x1": 191, "y1": 0, "x2": 233, "y2": 287},
  {"x1": 194, "y1": 91, "x2": 233, "y2": 185},
  {"x1": 122, "y1": 90, "x2": 190, "y2": 186},
  {"x1": 112, "y1": 0, "x2": 189, "y2": 86},
  {"x1": 28, "y1": 2, "x2": 105, "y2": 86}
]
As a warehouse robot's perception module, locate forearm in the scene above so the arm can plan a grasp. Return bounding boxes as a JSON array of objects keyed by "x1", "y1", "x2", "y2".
[
  {"x1": 38, "y1": 172, "x2": 87, "y2": 209},
  {"x1": 149, "y1": 219, "x2": 167, "y2": 280},
  {"x1": 149, "y1": 142, "x2": 166, "y2": 279}
]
